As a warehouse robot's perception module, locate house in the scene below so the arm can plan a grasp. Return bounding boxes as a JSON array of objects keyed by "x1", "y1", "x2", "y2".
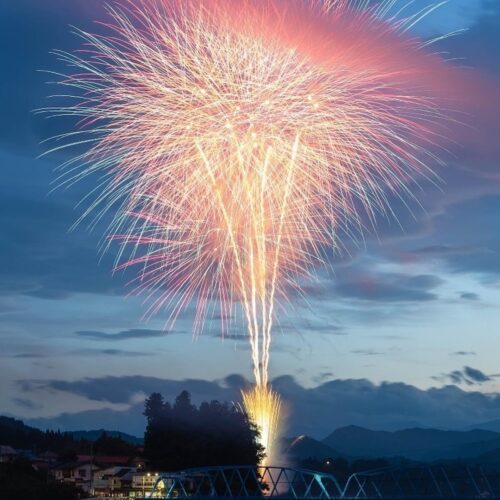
[
  {"x1": 0, "y1": 445, "x2": 18, "y2": 463},
  {"x1": 92, "y1": 466, "x2": 136, "y2": 496},
  {"x1": 132, "y1": 472, "x2": 161, "y2": 497},
  {"x1": 51, "y1": 460, "x2": 100, "y2": 492}
]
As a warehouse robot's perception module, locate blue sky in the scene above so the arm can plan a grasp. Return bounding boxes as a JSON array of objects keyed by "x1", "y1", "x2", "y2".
[{"x1": 1, "y1": 0, "x2": 500, "y2": 436}]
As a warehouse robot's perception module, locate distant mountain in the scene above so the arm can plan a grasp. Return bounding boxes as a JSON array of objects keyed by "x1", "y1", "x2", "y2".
[
  {"x1": 464, "y1": 420, "x2": 500, "y2": 433},
  {"x1": 69, "y1": 429, "x2": 142, "y2": 445},
  {"x1": 0, "y1": 416, "x2": 142, "y2": 455},
  {"x1": 0, "y1": 416, "x2": 77, "y2": 452},
  {"x1": 323, "y1": 425, "x2": 500, "y2": 461},
  {"x1": 26, "y1": 403, "x2": 146, "y2": 437},
  {"x1": 282, "y1": 435, "x2": 340, "y2": 460}
]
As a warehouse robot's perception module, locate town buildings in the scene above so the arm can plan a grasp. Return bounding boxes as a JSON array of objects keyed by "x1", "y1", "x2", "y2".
[{"x1": 0, "y1": 443, "x2": 164, "y2": 498}]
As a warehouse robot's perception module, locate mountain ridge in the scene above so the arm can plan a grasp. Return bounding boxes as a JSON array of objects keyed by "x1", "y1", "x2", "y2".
[{"x1": 322, "y1": 425, "x2": 500, "y2": 461}]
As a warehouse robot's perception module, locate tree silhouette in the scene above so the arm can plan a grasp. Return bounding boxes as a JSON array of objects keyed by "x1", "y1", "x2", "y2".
[
  {"x1": 143, "y1": 392, "x2": 164, "y2": 423},
  {"x1": 143, "y1": 391, "x2": 264, "y2": 470}
]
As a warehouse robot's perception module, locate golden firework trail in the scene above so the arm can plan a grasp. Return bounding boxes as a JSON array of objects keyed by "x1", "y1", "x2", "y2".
[{"x1": 43, "y1": 0, "x2": 460, "y2": 464}]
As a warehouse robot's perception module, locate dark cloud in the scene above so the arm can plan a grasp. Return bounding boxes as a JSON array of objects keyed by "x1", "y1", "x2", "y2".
[
  {"x1": 70, "y1": 348, "x2": 155, "y2": 357},
  {"x1": 76, "y1": 329, "x2": 167, "y2": 341},
  {"x1": 0, "y1": 348, "x2": 153, "y2": 360},
  {"x1": 450, "y1": 351, "x2": 477, "y2": 356},
  {"x1": 278, "y1": 319, "x2": 346, "y2": 336},
  {"x1": 460, "y1": 292, "x2": 480, "y2": 301},
  {"x1": 0, "y1": 191, "x2": 125, "y2": 300},
  {"x1": 351, "y1": 349, "x2": 384, "y2": 356},
  {"x1": 10, "y1": 353, "x2": 47, "y2": 359},
  {"x1": 19, "y1": 375, "x2": 243, "y2": 405},
  {"x1": 21, "y1": 374, "x2": 500, "y2": 438},
  {"x1": 400, "y1": 196, "x2": 500, "y2": 281},
  {"x1": 433, "y1": 366, "x2": 492, "y2": 386},
  {"x1": 313, "y1": 371, "x2": 334, "y2": 384},
  {"x1": 464, "y1": 366, "x2": 492, "y2": 383},
  {"x1": 334, "y1": 273, "x2": 443, "y2": 303}
]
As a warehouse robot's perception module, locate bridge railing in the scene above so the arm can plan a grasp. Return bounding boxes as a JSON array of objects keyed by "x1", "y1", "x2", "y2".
[
  {"x1": 150, "y1": 465, "x2": 343, "y2": 498},
  {"x1": 148, "y1": 464, "x2": 500, "y2": 499}
]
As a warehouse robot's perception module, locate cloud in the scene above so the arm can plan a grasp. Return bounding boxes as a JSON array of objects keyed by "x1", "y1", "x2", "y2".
[
  {"x1": 10, "y1": 353, "x2": 47, "y2": 359},
  {"x1": 0, "y1": 188, "x2": 126, "y2": 300},
  {"x1": 402, "y1": 197, "x2": 500, "y2": 281},
  {"x1": 313, "y1": 371, "x2": 334, "y2": 384},
  {"x1": 460, "y1": 292, "x2": 480, "y2": 301},
  {"x1": 333, "y1": 273, "x2": 443, "y2": 303},
  {"x1": 19, "y1": 374, "x2": 500, "y2": 438},
  {"x1": 450, "y1": 351, "x2": 477, "y2": 356},
  {"x1": 0, "y1": 347, "x2": 154, "y2": 360},
  {"x1": 12, "y1": 398, "x2": 42, "y2": 411},
  {"x1": 278, "y1": 319, "x2": 346, "y2": 336},
  {"x1": 433, "y1": 366, "x2": 492, "y2": 386},
  {"x1": 413, "y1": 245, "x2": 477, "y2": 257},
  {"x1": 351, "y1": 349, "x2": 384, "y2": 356},
  {"x1": 76, "y1": 329, "x2": 167, "y2": 341},
  {"x1": 19, "y1": 376, "x2": 241, "y2": 405},
  {"x1": 464, "y1": 366, "x2": 492, "y2": 383},
  {"x1": 70, "y1": 348, "x2": 155, "y2": 357}
]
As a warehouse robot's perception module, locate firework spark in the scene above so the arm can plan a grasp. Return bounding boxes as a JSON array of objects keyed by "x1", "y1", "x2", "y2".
[{"x1": 44, "y1": 0, "x2": 460, "y2": 463}]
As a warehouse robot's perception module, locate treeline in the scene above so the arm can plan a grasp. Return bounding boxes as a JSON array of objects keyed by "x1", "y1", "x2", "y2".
[
  {"x1": 143, "y1": 390, "x2": 264, "y2": 470},
  {"x1": 0, "y1": 416, "x2": 77, "y2": 454},
  {"x1": 0, "y1": 416, "x2": 137, "y2": 459}
]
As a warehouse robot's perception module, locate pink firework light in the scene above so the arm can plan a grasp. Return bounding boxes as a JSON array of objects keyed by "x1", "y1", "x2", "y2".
[{"x1": 43, "y1": 0, "x2": 489, "y2": 463}]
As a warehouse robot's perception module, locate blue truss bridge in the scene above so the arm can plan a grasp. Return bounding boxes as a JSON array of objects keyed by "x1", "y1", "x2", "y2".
[{"x1": 145, "y1": 464, "x2": 500, "y2": 499}]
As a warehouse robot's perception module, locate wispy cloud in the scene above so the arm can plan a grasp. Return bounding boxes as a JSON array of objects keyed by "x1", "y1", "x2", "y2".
[
  {"x1": 75, "y1": 328, "x2": 168, "y2": 341},
  {"x1": 433, "y1": 366, "x2": 492, "y2": 385},
  {"x1": 70, "y1": 348, "x2": 156, "y2": 357}
]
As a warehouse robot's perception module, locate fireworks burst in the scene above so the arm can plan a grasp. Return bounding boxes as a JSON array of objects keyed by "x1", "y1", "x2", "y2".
[{"x1": 44, "y1": 0, "x2": 458, "y2": 463}]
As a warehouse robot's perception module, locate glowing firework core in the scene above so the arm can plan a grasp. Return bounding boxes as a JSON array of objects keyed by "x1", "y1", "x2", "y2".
[{"x1": 47, "y1": 0, "x2": 457, "y2": 463}]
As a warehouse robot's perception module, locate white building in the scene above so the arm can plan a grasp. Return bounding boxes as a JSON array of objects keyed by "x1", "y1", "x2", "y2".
[{"x1": 51, "y1": 460, "x2": 100, "y2": 492}]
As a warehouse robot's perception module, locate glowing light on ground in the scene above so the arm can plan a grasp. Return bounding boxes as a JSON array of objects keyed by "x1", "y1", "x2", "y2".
[{"x1": 242, "y1": 385, "x2": 282, "y2": 466}]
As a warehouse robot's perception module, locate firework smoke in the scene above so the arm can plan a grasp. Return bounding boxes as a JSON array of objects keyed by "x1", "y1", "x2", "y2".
[{"x1": 44, "y1": 0, "x2": 467, "y2": 463}]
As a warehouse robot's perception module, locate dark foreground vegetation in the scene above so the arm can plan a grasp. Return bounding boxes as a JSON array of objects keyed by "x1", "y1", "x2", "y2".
[{"x1": 0, "y1": 459, "x2": 82, "y2": 500}]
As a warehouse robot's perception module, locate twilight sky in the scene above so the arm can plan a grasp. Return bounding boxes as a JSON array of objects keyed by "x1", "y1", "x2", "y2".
[{"x1": 1, "y1": 0, "x2": 500, "y2": 437}]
